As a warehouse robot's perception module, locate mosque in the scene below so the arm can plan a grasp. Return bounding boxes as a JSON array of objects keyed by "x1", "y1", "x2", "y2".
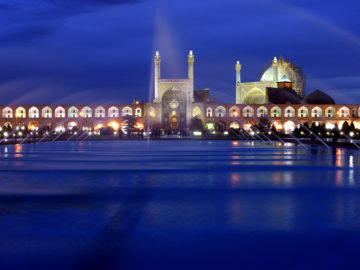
[{"x1": 0, "y1": 50, "x2": 359, "y2": 135}]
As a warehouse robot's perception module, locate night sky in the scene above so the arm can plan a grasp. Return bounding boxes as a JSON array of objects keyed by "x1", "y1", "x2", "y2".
[{"x1": 0, "y1": 0, "x2": 359, "y2": 105}]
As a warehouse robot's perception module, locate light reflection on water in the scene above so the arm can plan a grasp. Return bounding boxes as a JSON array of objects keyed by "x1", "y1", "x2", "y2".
[{"x1": 0, "y1": 140, "x2": 359, "y2": 269}]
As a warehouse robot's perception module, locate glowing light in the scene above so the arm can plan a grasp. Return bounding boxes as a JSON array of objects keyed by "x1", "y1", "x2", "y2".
[
  {"x1": 350, "y1": 156, "x2": 354, "y2": 167},
  {"x1": 232, "y1": 112, "x2": 238, "y2": 117},
  {"x1": 4, "y1": 132, "x2": 8, "y2": 137},
  {"x1": 206, "y1": 122, "x2": 214, "y2": 130},
  {"x1": 18, "y1": 132, "x2": 22, "y2": 136},
  {"x1": 193, "y1": 131, "x2": 202, "y2": 136},
  {"x1": 273, "y1": 121, "x2": 283, "y2": 130},
  {"x1": 243, "y1": 123, "x2": 251, "y2": 131},
  {"x1": 68, "y1": 122, "x2": 77, "y2": 130},
  {"x1": 232, "y1": 141, "x2": 239, "y2": 146},
  {"x1": 230, "y1": 122, "x2": 240, "y2": 129},
  {"x1": 326, "y1": 123, "x2": 335, "y2": 130},
  {"x1": 284, "y1": 121, "x2": 295, "y2": 133},
  {"x1": 224, "y1": 131, "x2": 229, "y2": 135},
  {"x1": 350, "y1": 131, "x2": 355, "y2": 137},
  {"x1": 108, "y1": 121, "x2": 120, "y2": 131},
  {"x1": 136, "y1": 123, "x2": 144, "y2": 129},
  {"x1": 55, "y1": 126, "x2": 65, "y2": 133},
  {"x1": 95, "y1": 123, "x2": 103, "y2": 130},
  {"x1": 155, "y1": 50, "x2": 159, "y2": 56}
]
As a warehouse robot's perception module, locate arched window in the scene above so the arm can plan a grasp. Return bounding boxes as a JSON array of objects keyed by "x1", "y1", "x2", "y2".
[
  {"x1": 298, "y1": 106, "x2": 308, "y2": 118},
  {"x1": 284, "y1": 106, "x2": 295, "y2": 117},
  {"x1": 271, "y1": 106, "x2": 281, "y2": 118},
  {"x1": 257, "y1": 106, "x2": 268, "y2": 117},
  {"x1": 55, "y1": 106, "x2": 65, "y2": 118},
  {"x1": 192, "y1": 106, "x2": 201, "y2": 117},
  {"x1": 16, "y1": 107, "x2": 26, "y2": 118},
  {"x1": 42, "y1": 106, "x2": 52, "y2": 118},
  {"x1": 284, "y1": 121, "x2": 295, "y2": 133},
  {"x1": 68, "y1": 106, "x2": 78, "y2": 118},
  {"x1": 81, "y1": 106, "x2": 92, "y2": 118},
  {"x1": 215, "y1": 106, "x2": 226, "y2": 117},
  {"x1": 243, "y1": 106, "x2": 254, "y2": 117},
  {"x1": 311, "y1": 106, "x2": 322, "y2": 118},
  {"x1": 95, "y1": 106, "x2": 105, "y2": 118},
  {"x1": 229, "y1": 106, "x2": 240, "y2": 117},
  {"x1": 2, "y1": 107, "x2": 13, "y2": 118},
  {"x1": 339, "y1": 106, "x2": 350, "y2": 118},
  {"x1": 206, "y1": 108, "x2": 212, "y2": 117},
  {"x1": 122, "y1": 106, "x2": 133, "y2": 117},
  {"x1": 325, "y1": 107, "x2": 336, "y2": 118},
  {"x1": 108, "y1": 106, "x2": 119, "y2": 117},
  {"x1": 29, "y1": 107, "x2": 39, "y2": 118},
  {"x1": 135, "y1": 107, "x2": 142, "y2": 117}
]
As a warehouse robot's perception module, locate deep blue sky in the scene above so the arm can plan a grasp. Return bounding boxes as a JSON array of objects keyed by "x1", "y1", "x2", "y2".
[{"x1": 0, "y1": 0, "x2": 359, "y2": 105}]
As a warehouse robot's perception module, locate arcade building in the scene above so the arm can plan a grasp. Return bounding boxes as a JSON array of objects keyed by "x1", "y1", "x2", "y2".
[{"x1": 0, "y1": 50, "x2": 359, "y2": 135}]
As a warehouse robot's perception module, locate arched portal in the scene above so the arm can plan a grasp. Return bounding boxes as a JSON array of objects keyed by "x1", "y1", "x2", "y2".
[
  {"x1": 170, "y1": 115, "x2": 179, "y2": 130},
  {"x1": 28, "y1": 121, "x2": 39, "y2": 131},
  {"x1": 161, "y1": 86, "x2": 187, "y2": 129}
]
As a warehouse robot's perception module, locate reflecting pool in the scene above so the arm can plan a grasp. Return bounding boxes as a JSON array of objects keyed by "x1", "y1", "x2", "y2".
[{"x1": 0, "y1": 141, "x2": 360, "y2": 270}]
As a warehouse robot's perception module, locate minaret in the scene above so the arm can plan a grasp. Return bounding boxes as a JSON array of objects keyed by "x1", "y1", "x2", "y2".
[
  {"x1": 188, "y1": 50, "x2": 194, "y2": 101},
  {"x1": 272, "y1": 56, "x2": 278, "y2": 88},
  {"x1": 154, "y1": 50, "x2": 161, "y2": 102},
  {"x1": 235, "y1": 60, "x2": 241, "y2": 104}
]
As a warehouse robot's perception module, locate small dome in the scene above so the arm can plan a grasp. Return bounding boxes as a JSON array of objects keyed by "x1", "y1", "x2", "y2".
[
  {"x1": 302, "y1": 90, "x2": 335, "y2": 104},
  {"x1": 260, "y1": 57, "x2": 305, "y2": 97},
  {"x1": 279, "y1": 74, "x2": 291, "y2": 82}
]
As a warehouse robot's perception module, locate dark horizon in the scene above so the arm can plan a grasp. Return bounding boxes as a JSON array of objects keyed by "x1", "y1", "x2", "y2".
[{"x1": 0, "y1": 0, "x2": 359, "y2": 105}]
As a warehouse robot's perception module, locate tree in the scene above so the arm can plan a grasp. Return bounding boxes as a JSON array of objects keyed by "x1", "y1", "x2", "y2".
[
  {"x1": 190, "y1": 117, "x2": 204, "y2": 131},
  {"x1": 341, "y1": 121, "x2": 350, "y2": 134}
]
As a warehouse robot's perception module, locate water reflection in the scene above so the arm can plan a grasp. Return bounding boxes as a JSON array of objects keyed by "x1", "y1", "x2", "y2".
[{"x1": 0, "y1": 141, "x2": 359, "y2": 269}]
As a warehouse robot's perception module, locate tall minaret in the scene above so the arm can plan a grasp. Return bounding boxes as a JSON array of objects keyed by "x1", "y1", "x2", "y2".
[
  {"x1": 235, "y1": 60, "x2": 241, "y2": 104},
  {"x1": 188, "y1": 50, "x2": 194, "y2": 101},
  {"x1": 154, "y1": 50, "x2": 161, "y2": 102},
  {"x1": 272, "y1": 56, "x2": 278, "y2": 88}
]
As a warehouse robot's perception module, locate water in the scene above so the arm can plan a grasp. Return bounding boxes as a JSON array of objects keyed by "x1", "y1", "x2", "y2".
[{"x1": 0, "y1": 141, "x2": 359, "y2": 270}]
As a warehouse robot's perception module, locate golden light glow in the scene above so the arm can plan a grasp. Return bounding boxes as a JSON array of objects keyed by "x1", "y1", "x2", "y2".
[
  {"x1": 108, "y1": 121, "x2": 120, "y2": 131},
  {"x1": 273, "y1": 121, "x2": 283, "y2": 130},
  {"x1": 95, "y1": 123, "x2": 103, "y2": 130},
  {"x1": 28, "y1": 121, "x2": 39, "y2": 131},
  {"x1": 230, "y1": 122, "x2": 240, "y2": 129},
  {"x1": 135, "y1": 123, "x2": 144, "y2": 129}
]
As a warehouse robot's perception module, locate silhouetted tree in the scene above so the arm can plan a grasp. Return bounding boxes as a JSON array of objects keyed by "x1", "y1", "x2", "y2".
[
  {"x1": 341, "y1": 121, "x2": 350, "y2": 134},
  {"x1": 190, "y1": 117, "x2": 204, "y2": 131}
]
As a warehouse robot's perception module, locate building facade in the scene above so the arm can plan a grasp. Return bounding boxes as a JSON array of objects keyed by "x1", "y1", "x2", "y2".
[{"x1": 0, "y1": 51, "x2": 359, "y2": 134}]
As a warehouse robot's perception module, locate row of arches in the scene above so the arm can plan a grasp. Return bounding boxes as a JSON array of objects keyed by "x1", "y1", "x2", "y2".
[
  {"x1": 202, "y1": 106, "x2": 353, "y2": 118},
  {"x1": 2, "y1": 106, "x2": 142, "y2": 119}
]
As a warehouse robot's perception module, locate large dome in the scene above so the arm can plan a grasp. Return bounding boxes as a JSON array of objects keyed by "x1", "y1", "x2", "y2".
[{"x1": 260, "y1": 57, "x2": 306, "y2": 97}]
